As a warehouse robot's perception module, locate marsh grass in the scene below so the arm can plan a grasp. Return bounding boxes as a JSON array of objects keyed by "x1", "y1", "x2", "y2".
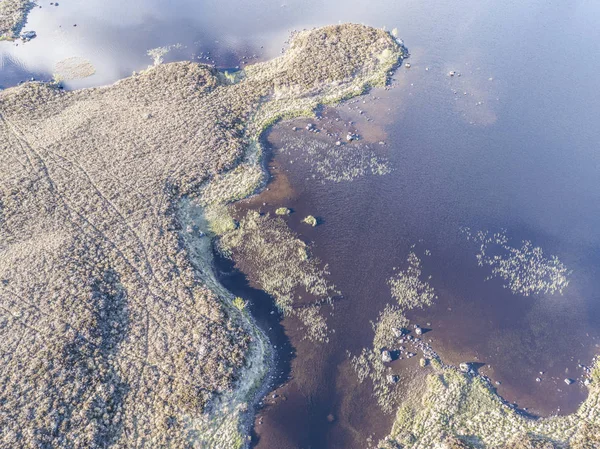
[
  {"x1": 219, "y1": 211, "x2": 338, "y2": 342},
  {"x1": 388, "y1": 252, "x2": 437, "y2": 310},
  {"x1": 379, "y1": 359, "x2": 600, "y2": 449},
  {"x1": 277, "y1": 131, "x2": 391, "y2": 183},
  {"x1": 463, "y1": 228, "x2": 571, "y2": 296}
]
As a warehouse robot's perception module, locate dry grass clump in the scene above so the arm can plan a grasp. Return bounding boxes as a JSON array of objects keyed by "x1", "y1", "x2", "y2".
[
  {"x1": 275, "y1": 207, "x2": 291, "y2": 215},
  {"x1": 0, "y1": 0, "x2": 33, "y2": 39},
  {"x1": 463, "y1": 228, "x2": 571, "y2": 296},
  {"x1": 0, "y1": 24, "x2": 404, "y2": 448},
  {"x1": 302, "y1": 215, "x2": 318, "y2": 227},
  {"x1": 388, "y1": 252, "x2": 437, "y2": 310},
  {"x1": 219, "y1": 211, "x2": 338, "y2": 342}
]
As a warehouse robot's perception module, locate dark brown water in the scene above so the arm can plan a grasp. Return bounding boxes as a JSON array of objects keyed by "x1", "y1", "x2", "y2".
[
  {"x1": 232, "y1": 36, "x2": 600, "y2": 444},
  {"x1": 3, "y1": 0, "x2": 600, "y2": 448}
]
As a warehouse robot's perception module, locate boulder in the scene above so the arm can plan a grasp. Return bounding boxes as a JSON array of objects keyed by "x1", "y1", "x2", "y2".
[{"x1": 381, "y1": 350, "x2": 392, "y2": 363}]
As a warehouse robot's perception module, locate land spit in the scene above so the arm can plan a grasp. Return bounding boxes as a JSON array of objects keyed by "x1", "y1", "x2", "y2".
[
  {"x1": 0, "y1": 0, "x2": 34, "y2": 40},
  {"x1": 0, "y1": 24, "x2": 405, "y2": 448}
]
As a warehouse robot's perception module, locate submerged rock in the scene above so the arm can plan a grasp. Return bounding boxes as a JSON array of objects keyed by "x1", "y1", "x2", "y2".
[
  {"x1": 387, "y1": 374, "x2": 400, "y2": 384},
  {"x1": 20, "y1": 30, "x2": 36, "y2": 41}
]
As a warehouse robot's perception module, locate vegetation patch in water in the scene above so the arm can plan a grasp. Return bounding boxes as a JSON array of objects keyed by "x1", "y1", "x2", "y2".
[
  {"x1": 278, "y1": 131, "x2": 391, "y2": 182},
  {"x1": 351, "y1": 304, "x2": 411, "y2": 413},
  {"x1": 219, "y1": 211, "x2": 337, "y2": 342},
  {"x1": 463, "y1": 228, "x2": 571, "y2": 296},
  {"x1": 388, "y1": 252, "x2": 437, "y2": 310}
]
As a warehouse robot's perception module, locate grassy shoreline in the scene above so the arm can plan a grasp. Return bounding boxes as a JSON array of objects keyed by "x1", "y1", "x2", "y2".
[
  {"x1": 0, "y1": 24, "x2": 406, "y2": 447},
  {"x1": 0, "y1": 0, "x2": 35, "y2": 40}
]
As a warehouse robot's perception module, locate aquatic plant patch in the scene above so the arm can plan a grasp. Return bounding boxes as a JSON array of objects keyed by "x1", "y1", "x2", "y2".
[
  {"x1": 219, "y1": 211, "x2": 338, "y2": 342},
  {"x1": 462, "y1": 228, "x2": 571, "y2": 296}
]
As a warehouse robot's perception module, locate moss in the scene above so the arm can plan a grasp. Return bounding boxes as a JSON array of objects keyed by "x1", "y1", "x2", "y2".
[
  {"x1": 302, "y1": 215, "x2": 318, "y2": 227},
  {"x1": 275, "y1": 207, "x2": 291, "y2": 216}
]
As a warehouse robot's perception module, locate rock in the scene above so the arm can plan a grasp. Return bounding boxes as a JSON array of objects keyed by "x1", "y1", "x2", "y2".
[
  {"x1": 306, "y1": 123, "x2": 315, "y2": 131},
  {"x1": 419, "y1": 358, "x2": 428, "y2": 367},
  {"x1": 392, "y1": 327, "x2": 405, "y2": 338},
  {"x1": 415, "y1": 326, "x2": 423, "y2": 336},
  {"x1": 459, "y1": 362, "x2": 470, "y2": 373},
  {"x1": 448, "y1": 71, "x2": 456, "y2": 77},
  {"x1": 387, "y1": 374, "x2": 399, "y2": 384},
  {"x1": 535, "y1": 377, "x2": 541, "y2": 382},
  {"x1": 335, "y1": 141, "x2": 341, "y2": 146},
  {"x1": 20, "y1": 31, "x2": 37, "y2": 41},
  {"x1": 564, "y1": 378, "x2": 574, "y2": 385},
  {"x1": 326, "y1": 414, "x2": 335, "y2": 422},
  {"x1": 404, "y1": 63, "x2": 411, "y2": 68},
  {"x1": 381, "y1": 350, "x2": 392, "y2": 363},
  {"x1": 584, "y1": 378, "x2": 592, "y2": 386}
]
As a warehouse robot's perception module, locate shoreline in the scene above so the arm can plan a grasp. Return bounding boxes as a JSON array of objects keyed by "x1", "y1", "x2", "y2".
[{"x1": 0, "y1": 0, "x2": 35, "y2": 41}]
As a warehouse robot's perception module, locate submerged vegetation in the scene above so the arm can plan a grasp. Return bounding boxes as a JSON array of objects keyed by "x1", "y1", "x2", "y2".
[
  {"x1": 0, "y1": 24, "x2": 405, "y2": 447},
  {"x1": 0, "y1": 0, "x2": 34, "y2": 40},
  {"x1": 278, "y1": 130, "x2": 391, "y2": 182},
  {"x1": 463, "y1": 228, "x2": 571, "y2": 296},
  {"x1": 352, "y1": 246, "x2": 596, "y2": 448},
  {"x1": 388, "y1": 252, "x2": 437, "y2": 310},
  {"x1": 352, "y1": 250, "x2": 438, "y2": 413}
]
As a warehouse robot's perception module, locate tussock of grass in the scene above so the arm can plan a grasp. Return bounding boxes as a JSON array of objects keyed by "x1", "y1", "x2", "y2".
[
  {"x1": 275, "y1": 207, "x2": 291, "y2": 216},
  {"x1": 302, "y1": 215, "x2": 318, "y2": 227}
]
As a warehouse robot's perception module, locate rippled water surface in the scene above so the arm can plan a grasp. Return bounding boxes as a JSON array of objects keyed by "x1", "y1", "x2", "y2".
[{"x1": 3, "y1": 0, "x2": 600, "y2": 448}]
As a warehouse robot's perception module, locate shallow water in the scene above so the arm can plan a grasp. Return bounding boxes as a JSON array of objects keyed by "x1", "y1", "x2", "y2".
[{"x1": 3, "y1": 0, "x2": 600, "y2": 447}]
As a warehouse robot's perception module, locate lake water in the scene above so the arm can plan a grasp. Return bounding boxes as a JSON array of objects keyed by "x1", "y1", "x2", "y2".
[{"x1": 2, "y1": 0, "x2": 600, "y2": 448}]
